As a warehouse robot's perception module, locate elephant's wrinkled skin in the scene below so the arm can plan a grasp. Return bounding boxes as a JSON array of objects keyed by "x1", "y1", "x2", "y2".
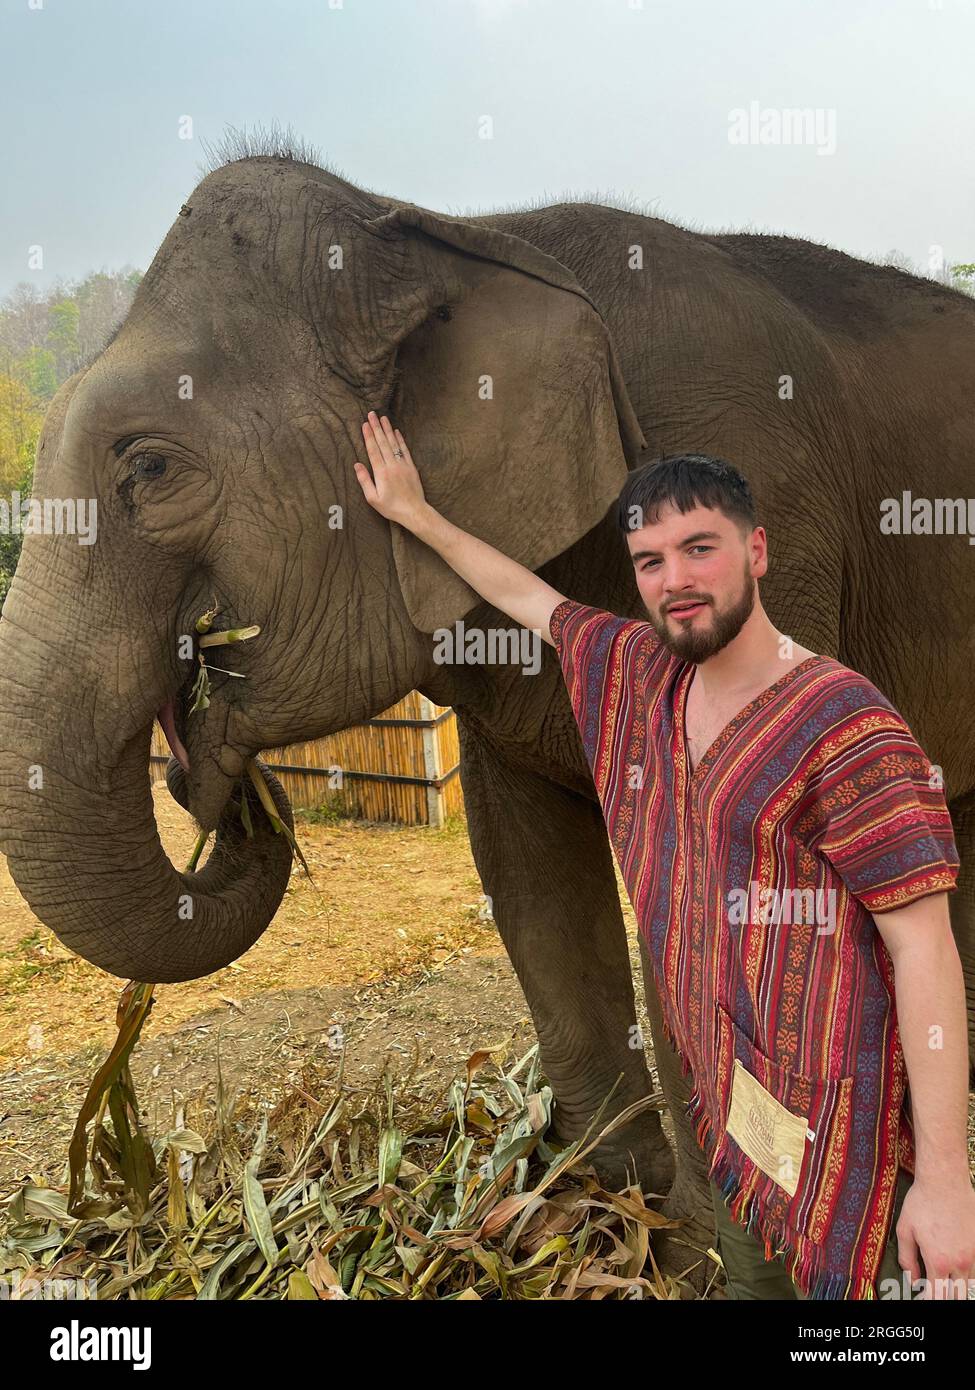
[{"x1": 1, "y1": 155, "x2": 972, "y2": 1287}]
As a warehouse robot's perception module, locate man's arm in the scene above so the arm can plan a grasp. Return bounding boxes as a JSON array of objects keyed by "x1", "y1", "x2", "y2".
[
  {"x1": 873, "y1": 894, "x2": 975, "y2": 1292},
  {"x1": 353, "y1": 412, "x2": 567, "y2": 645}
]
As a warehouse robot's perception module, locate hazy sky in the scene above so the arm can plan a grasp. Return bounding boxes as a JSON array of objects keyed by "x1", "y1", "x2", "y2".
[{"x1": 1, "y1": 0, "x2": 973, "y2": 300}]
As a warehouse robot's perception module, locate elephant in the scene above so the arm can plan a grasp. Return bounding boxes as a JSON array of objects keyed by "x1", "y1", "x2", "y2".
[{"x1": 1, "y1": 143, "x2": 973, "y2": 1289}]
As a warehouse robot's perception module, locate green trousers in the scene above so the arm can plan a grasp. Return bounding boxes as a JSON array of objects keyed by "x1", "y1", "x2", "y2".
[{"x1": 710, "y1": 1166, "x2": 914, "y2": 1300}]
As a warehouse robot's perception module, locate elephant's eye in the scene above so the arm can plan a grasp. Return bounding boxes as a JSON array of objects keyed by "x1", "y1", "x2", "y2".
[{"x1": 131, "y1": 451, "x2": 167, "y2": 480}]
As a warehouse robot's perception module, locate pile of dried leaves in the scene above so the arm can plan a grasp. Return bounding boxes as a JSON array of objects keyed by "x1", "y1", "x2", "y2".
[{"x1": 1, "y1": 1006, "x2": 715, "y2": 1299}]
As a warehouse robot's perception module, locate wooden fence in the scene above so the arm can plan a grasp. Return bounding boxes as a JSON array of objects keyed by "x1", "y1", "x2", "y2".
[{"x1": 149, "y1": 692, "x2": 463, "y2": 827}]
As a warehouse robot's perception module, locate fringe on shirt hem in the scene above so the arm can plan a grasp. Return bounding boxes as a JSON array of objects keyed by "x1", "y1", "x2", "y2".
[{"x1": 659, "y1": 1008, "x2": 882, "y2": 1302}]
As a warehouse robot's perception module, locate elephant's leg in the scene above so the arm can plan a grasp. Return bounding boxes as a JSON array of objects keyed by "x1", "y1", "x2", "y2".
[
  {"x1": 638, "y1": 934, "x2": 718, "y2": 1286},
  {"x1": 456, "y1": 718, "x2": 675, "y2": 1196},
  {"x1": 947, "y1": 790, "x2": 975, "y2": 1082}
]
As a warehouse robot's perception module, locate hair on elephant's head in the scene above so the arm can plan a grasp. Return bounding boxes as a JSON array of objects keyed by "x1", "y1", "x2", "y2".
[{"x1": 0, "y1": 147, "x2": 645, "y2": 983}]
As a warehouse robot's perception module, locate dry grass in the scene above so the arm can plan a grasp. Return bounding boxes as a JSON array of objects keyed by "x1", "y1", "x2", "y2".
[{"x1": 0, "y1": 1030, "x2": 711, "y2": 1301}]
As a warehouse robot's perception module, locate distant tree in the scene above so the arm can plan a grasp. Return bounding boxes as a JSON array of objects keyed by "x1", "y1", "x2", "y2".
[
  {"x1": 949, "y1": 262, "x2": 975, "y2": 297},
  {"x1": 0, "y1": 534, "x2": 19, "y2": 609},
  {"x1": 75, "y1": 267, "x2": 142, "y2": 363},
  {"x1": 0, "y1": 267, "x2": 141, "y2": 379},
  {"x1": 0, "y1": 265, "x2": 142, "y2": 611},
  {"x1": 0, "y1": 447, "x2": 34, "y2": 610},
  {"x1": 14, "y1": 345, "x2": 58, "y2": 400},
  {"x1": 0, "y1": 373, "x2": 44, "y2": 488},
  {"x1": 0, "y1": 282, "x2": 49, "y2": 356},
  {"x1": 47, "y1": 298, "x2": 82, "y2": 377}
]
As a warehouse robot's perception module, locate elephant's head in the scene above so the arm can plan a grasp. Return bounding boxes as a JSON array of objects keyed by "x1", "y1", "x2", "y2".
[{"x1": 0, "y1": 154, "x2": 645, "y2": 983}]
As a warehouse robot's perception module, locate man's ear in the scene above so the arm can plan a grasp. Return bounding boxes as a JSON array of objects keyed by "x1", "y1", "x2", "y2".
[
  {"x1": 749, "y1": 524, "x2": 768, "y2": 578},
  {"x1": 360, "y1": 204, "x2": 647, "y2": 632}
]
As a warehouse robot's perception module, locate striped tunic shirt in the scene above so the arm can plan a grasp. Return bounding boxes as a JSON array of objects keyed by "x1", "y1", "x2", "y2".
[{"x1": 550, "y1": 597, "x2": 959, "y2": 1300}]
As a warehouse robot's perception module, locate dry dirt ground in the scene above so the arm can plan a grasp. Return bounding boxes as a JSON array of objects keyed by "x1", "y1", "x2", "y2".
[{"x1": 0, "y1": 783, "x2": 658, "y2": 1196}]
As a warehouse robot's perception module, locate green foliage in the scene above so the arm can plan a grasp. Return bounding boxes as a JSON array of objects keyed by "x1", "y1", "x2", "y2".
[
  {"x1": 949, "y1": 263, "x2": 975, "y2": 296},
  {"x1": 47, "y1": 299, "x2": 81, "y2": 372},
  {"x1": 0, "y1": 269, "x2": 140, "y2": 608},
  {"x1": 17, "y1": 345, "x2": 57, "y2": 399},
  {"x1": 0, "y1": 550, "x2": 18, "y2": 609},
  {"x1": 0, "y1": 429, "x2": 37, "y2": 609},
  {"x1": 0, "y1": 376, "x2": 43, "y2": 487}
]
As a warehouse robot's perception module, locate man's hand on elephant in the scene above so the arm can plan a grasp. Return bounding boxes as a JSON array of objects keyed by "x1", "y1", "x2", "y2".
[
  {"x1": 354, "y1": 411, "x2": 429, "y2": 531},
  {"x1": 354, "y1": 408, "x2": 566, "y2": 643}
]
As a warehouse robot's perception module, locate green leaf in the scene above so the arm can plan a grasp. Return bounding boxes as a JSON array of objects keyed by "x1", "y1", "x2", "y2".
[
  {"x1": 287, "y1": 1270, "x2": 318, "y2": 1300},
  {"x1": 242, "y1": 1117, "x2": 279, "y2": 1269},
  {"x1": 188, "y1": 662, "x2": 211, "y2": 714},
  {"x1": 67, "y1": 981, "x2": 155, "y2": 1217},
  {"x1": 377, "y1": 1125, "x2": 403, "y2": 1187},
  {"x1": 11, "y1": 1186, "x2": 70, "y2": 1224}
]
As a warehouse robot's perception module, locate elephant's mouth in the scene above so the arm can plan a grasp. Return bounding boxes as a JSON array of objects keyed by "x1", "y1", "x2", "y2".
[
  {"x1": 156, "y1": 612, "x2": 261, "y2": 778},
  {"x1": 155, "y1": 674, "x2": 234, "y2": 829},
  {"x1": 158, "y1": 696, "x2": 190, "y2": 772}
]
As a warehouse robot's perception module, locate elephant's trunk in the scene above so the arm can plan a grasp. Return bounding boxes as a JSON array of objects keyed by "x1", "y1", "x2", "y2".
[{"x1": 0, "y1": 597, "x2": 295, "y2": 985}]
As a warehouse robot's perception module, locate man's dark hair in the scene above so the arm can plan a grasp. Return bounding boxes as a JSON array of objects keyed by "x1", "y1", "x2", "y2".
[{"x1": 616, "y1": 453, "x2": 757, "y2": 536}]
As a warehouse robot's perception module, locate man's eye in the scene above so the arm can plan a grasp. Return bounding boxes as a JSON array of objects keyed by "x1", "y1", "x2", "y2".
[{"x1": 131, "y1": 452, "x2": 167, "y2": 480}]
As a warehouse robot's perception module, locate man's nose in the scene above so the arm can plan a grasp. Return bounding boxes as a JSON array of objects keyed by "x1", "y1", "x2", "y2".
[{"x1": 660, "y1": 564, "x2": 697, "y2": 594}]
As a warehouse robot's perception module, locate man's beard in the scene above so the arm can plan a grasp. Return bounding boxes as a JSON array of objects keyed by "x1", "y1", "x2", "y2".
[{"x1": 648, "y1": 563, "x2": 756, "y2": 663}]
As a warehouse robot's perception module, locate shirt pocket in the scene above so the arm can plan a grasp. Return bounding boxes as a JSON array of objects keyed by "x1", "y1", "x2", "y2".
[{"x1": 714, "y1": 1000, "x2": 856, "y2": 1245}]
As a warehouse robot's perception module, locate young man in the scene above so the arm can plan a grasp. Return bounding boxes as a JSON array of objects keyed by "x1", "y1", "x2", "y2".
[{"x1": 353, "y1": 410, "x2": 975, "y2": 1300}]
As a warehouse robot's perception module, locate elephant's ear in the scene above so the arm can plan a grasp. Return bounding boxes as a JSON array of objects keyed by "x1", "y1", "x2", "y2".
[{"x1": 362, "y1": 204, "x2": 647, "y2": 633}]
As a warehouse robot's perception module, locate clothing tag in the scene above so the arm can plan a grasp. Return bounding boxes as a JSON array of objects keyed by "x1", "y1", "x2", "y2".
[{"x1": 726, "y1": 1057, "x2": 809, "y2": 1197}]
